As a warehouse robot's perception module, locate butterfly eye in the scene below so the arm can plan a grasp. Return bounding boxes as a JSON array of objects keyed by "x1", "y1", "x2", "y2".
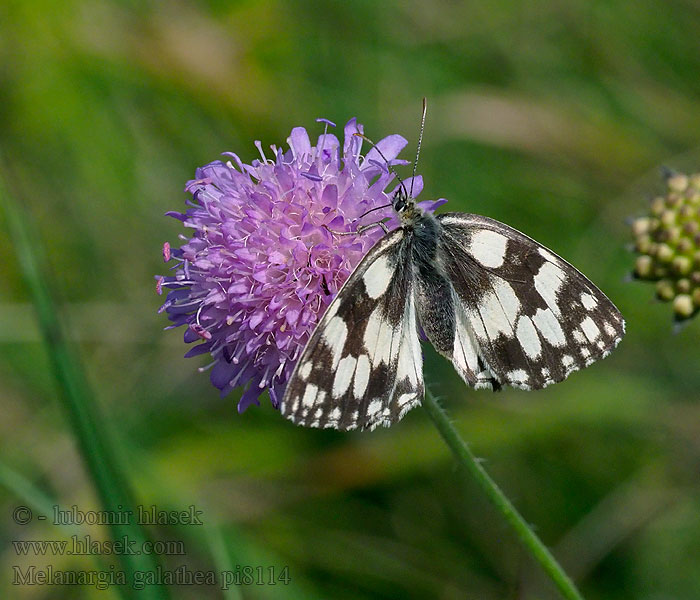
[{"x1": 393, "y1": 189, "x2": 407, "y2": 212}]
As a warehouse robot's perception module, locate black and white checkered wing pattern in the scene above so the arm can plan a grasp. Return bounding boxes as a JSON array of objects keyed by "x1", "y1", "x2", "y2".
[
  {"x1": 434, "y1": 213, "x2": 625, "y2": 391},
  {"x1": 281, "y1": 229, "x2": 423, "y2": 431}
]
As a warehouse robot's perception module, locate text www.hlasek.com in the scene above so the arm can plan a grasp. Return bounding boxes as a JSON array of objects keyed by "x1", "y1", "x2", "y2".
[{"x1": 13, "y1": 535, "x2": 184, "y2": 556}]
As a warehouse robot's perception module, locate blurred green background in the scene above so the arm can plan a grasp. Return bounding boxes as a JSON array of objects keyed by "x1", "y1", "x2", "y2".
[{"x1": 2, "y1": 1, "x2": 700, "y2": 598}]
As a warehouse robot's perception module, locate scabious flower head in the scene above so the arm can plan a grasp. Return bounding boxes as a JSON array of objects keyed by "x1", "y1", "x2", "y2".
[
  {"x1": 157, "y1": 118, "x2": 444, "y2": 412},
  {"x1": 631, "y1": 171, "x2": 700, "y2": 320}
]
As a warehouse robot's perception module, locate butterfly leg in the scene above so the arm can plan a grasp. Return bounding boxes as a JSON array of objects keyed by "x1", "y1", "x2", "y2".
[
  {"x1": 322, "y1": 220, "x2": 390, "y2": 237},
  {"x1": 358, "y1": 221, "x2": 390, "y2": 235}
]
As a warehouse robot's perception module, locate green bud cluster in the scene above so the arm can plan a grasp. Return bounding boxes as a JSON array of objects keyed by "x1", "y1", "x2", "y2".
[{"x1": 631, "y1": 171, "x2": 700, "y2": 320}]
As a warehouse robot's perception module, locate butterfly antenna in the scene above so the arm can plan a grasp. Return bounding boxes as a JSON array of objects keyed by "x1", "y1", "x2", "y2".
[
  {"x1": 353, "y1": 132, "x2": 409, "y2": 198},
  {"x1": 410, "y1": 97, "x2": 427, "y2": 199}
]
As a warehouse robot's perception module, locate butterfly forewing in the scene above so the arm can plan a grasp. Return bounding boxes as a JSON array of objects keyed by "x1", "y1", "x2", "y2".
[
  {"x1": 434, "y1": 213, "x2": 625, "y2": 390},
  {"x1": 281, "y1": 229, "x2": 424, "y2": 431}
]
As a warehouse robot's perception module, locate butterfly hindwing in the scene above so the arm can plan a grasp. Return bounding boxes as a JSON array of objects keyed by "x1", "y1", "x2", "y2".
[
  {"x1": 281, "y1": 228, "x2": 424, "y2": 431},
  {"x1": 434, "y1": 212, "x2": 625, "y2": 390}
]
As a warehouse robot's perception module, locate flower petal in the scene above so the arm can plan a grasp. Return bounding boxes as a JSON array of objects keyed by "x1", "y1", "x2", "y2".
[
  {"x1": 287, "y1": 127, "x2": 311, "y2": 159},
  {"x1": 362, "y1": 134, "x2": 408, "y2": 168},
  {"x1": 343, "y1": 118, "x2": 362, "y2": 158}
]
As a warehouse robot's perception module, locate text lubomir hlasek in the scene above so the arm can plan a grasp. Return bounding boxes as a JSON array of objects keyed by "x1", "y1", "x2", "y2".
[{"x1": 51, "y1": 505, "x2": 203, "y2": 526}]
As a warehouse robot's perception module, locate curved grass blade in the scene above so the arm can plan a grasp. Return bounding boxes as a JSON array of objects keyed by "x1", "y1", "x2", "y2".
[{"x1": 0, "y1": 170, "x2": 169, "y2": 600}]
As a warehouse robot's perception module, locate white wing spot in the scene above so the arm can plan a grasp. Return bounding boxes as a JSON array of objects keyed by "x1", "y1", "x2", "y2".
[
  {"x1": 573, "y1": 330, "x2": 586, "y2": 344},
  {"x1": 507, "y1": 368, "x2": 529, "y2": 383},
  {"x1": 494, "y1": 279, "x2": 521, "y2": 324},
  {"x1": 516, "y1": 315, "x2": 542, "y2": 359},
  {"x1": 323, "y1": 316, "x2": 348, "y2": 369},
  {"x1": 302, "y1": 384, "x2": 318, "y2": 408},
  {"x1": 535, "y1": 262, "x2": 565, "y2": 317},
  {"x1": 353, "y1": 354, "x2": 371, "y2": 399},
  {"x1": 407, "y1": 294, "x2": 423, "y2": 379},
  {"x1": 580, "y1": 316, "x2": 601, "y2": 342},
  {"x1": 332, "y1": 355, "x2": 356, "y2": 399},
  {"x1": 580, "y1": 292, "x2": 598, "y2": 310},
  {"x1": 367, "y1": 399, "x2": 382, "y2": 416},
  {"x1": 467, "y1": 306, "x2": 488, "y2": 340},
  {"x1": 482, "y1": 290, "x2": 512, "y2": 339},
  {"x1": 452, "y1": 303, "x2": 480, "y2": 377},
  {"x1": 299, "y1": 361, "x2": 312, "y2": 380},
  {"x1": 532, "y1": 308, "x2": 566, "y2": 347},
  {"x1": 580, "y1": 346, "x2": 591, "y2": 359},
  {"x1": 562, "y1": 354, "x2": 574, "y2": 369},
  {"x1": 603, "y1": 322, "x2": 616, "y2": 337},
  {"x1": 468, "y1": 229, "x2": 508, "y2": 268},
  {"x1": 363, "y1": 307, "x2": 396, "y2": 365},
  {"x1": 538, "y1": 247, "x2": 558, "y2": 263},
  {"x1": 397, "y1": 326, "x2": 420, "y2": 386},
  {"x1": 395, "y1": 293, "x2": 421, "y2": 386},
  {"x1": 397, "y1": 393, "x2": 416, "y2": 408},
  {"x1": 362, "y1": 255, "x2": 393, "y2": 299}
]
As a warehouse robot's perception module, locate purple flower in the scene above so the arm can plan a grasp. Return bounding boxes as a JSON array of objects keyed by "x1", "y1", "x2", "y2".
[{"x1": 158, "y1": 118, "x2": 445, "y2": 413}]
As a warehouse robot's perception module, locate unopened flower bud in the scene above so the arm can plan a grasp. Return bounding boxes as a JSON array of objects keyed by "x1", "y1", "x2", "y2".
[
  {"x1": 631, "y1": 170, "x2": 700, "y2": 320},
  {"x1": 677, "y1": 278, "x2": 691, "y2": 294},
  {"x1": 677, "y1": 238, "x2": 692, "y2": 254},
  {"x1": 634, "y1": 255, "x2": 654, "y2": 279},
  {"x1": 656, "y1": 280, "x2": 675, "y2": 301},
  {"x1": 673, "y1": 294, "x2": 694, "y2": 318},
  {"x1": 632, "y1": 217, "x2": 651, "y2": 236},
  {"x1": 672, "y1": 256, "x2": 692, "y2": 275},
  {"x1": 656, "y1": 244, "x2": 674, "y2": 262},
  {"x1": 668, "y1": 174, "x2": 689, "y2": 193}
]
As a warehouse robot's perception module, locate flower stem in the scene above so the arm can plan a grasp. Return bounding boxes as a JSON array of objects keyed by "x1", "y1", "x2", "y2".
[{"x1": 422, "y1": 388, "x2": 584, "y2": 600}]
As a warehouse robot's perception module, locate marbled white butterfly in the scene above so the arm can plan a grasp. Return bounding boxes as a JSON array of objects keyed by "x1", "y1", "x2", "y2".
[{"x1": 281, "y1": 101, "x2": 625, "y2": 431}]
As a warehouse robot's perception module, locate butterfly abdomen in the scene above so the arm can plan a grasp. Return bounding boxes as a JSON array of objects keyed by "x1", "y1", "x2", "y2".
[{"x1": 410, "y1": 214, "x2": 458, "y2": 357}]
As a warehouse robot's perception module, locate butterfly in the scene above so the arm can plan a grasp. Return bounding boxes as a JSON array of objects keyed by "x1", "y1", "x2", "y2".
[{"x1": 280, "y1": 102, "x2": 625, "y2": 431}]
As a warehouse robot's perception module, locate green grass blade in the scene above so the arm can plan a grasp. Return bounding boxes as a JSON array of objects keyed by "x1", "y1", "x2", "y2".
[{"x1": 0, "y1": 172, "x2": 169, "y2": 600}]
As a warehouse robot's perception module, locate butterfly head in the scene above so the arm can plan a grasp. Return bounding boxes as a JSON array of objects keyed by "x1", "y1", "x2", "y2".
[
  {"x1": 392, "y1": 184, "x2": 422, "y2": 225},
  {"x1": 392, "y1": 185, "x2": 409, "y2": 213}
]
